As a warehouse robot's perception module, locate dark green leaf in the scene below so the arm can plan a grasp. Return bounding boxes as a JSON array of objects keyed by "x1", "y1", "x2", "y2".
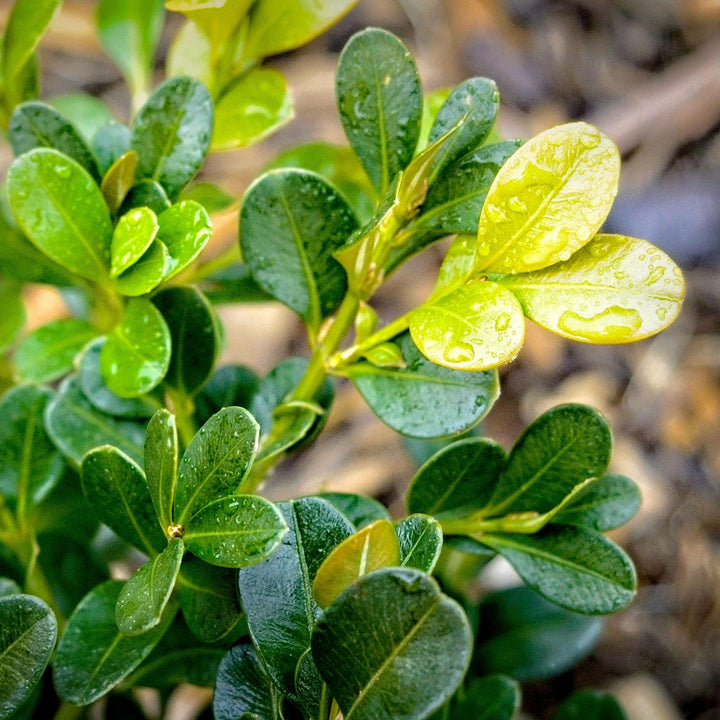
[
  {"x1": 101, "y1": 298, "x2": 171, "y2": 398},
  {"x1": 0, "y1": 579, "x2": 20, "y2": 598},
  {"x1": 348, "y1": 332, "x2": 499, "y2": 438},
  {"x1": 552, "y1": 690, "x2": 628, "y2": 720},
  {"x1": 407, "y1": 437, "x2": 505, "y2": 518},
  {"x1": 152, "y1": 286, "x2": 219, "y2": 396},
  {"x1": 238, "y1": 498, "x2": 353, "y2": 698},
  {"x1": 174, "y1": 407, "x2": 258, "y2": 523},
  {"x1": 178, "y1": 557, "x2": 242, "y2": 642},
  {"x1": 48, "y1": 93, "x2": 114, "y2": 145},
  {"x1": 395, "y1": 514, "x2": 442, "y2": 572},
  {"x1": 7, "y1": 149, "x2": 112, "y2": 282},
  {"x1": 131, "y1": 76, "x2": 213, "y2": 199},
  {"x1": 312, "y1": 568, "x2": 471, "y2": 720},
  {"x1": 93, "y1": 122, "x2": 132, "y2": 175},
  {"x1": 54, "y1": 580, "x2": 176, "y2": 705},
  {"x1": 183, "y1": 494, "x2": 286, "y2": 568},
  {"x1": 8, "y1": 102, "x2": 101, "y2": 181},
  {"x1": 474, "y1": 586, "x2": 603, "y2": 681},
  {"x1": 336, "y1": 28, "x2": 422, "y2": 196},
  {"x1": 116, "y1": 537, "x2": 184, "y2": 634},
  {"x1": 156, "y1": 200, "x2": 212, "y2": 279},
  {"x1": 317, "y1": 492, "x2": 390, "y2": 529},
  {"x1": 240, "y1": 169, "x2": 358, "y2": 330},
  {"x1": 418, "y1": 87, "x2": 452, "y2": 151},
  {"x1": 180, "y1": 182, "x2": 236, "y2": 214},
  {"x1": 127, "y1": 645, "x2": 224, "y2": 689},
  {"x1": 14, "y1": 319, "x2": 96, "y2": 383},
  {"x1": 481, "y1": 526, "x2": 636, "y2": 614},
  {"x1": 119, "y1": 180, "x2": 171, "y2": 216},
  {"x1": 454, "y1": 675, "x2": 521, "y2": 720},
  {"x1": 101, "y1": 150, "x2": 139, "y2": 215},
  {"x1": 144, "y1": 409, "x2": 178, "y2": 532},
  {"x1": 0, "y1": 594, "x2": 56, "y2": 719},
  {"x1": 200, "y1": 262, "x2": 274, "y2": 305},
  {"x1": 0, "y1": 385, "x2": 63, "y2": 513},
  {"x1": 194, "y1": 364, "x2": 259, "y2": 424},
  {"x1": 110, "y1": 206, "x2": 158, "y2": 278},
  {"x1": 81, "y1": 445, "x2": 166, "y2": 554},
  {"x1": 295, "y1": 648, "x2": 323, "y2": 720}
]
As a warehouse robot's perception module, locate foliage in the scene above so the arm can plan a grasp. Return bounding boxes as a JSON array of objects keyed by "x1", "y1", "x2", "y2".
[{"x1": 0, "y1": 3, "x2": 684, "y2": 720}]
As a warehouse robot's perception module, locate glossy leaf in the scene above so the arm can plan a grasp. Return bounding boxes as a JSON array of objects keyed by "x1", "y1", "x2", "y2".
[
  {"x1": 0, "y1": 594, "x2": 57, "y2": 719},
  {"x1": 475, "y1": 122, "x2": 620, "y2": 274},
  {"x1": 164, "y1": 19, "x2": 213, "y2": 90},
  {"x1": 213, "y1": 644, "x2": 279, "y2": 720},
  {"x1": 7, "y1": 149, "x2": 112, "y2": 281},
  {"x1": 474, "y1": 586, "x2": 603, "y2": 681},
  {"x1": 318, "y1": 492, "x2": 390, "y2": 529},
  {"x1": 313, "y1": 520, "x2": 401, "y2": 608},
  {"x1": 453, "y1": 675, "x2": 521, "y2": 720},
  {"x1": 395, "y1": 514, "x2": 442, "y2": 572},
  {"x1": 175, "y1": 407, "x2": 258, "y2": 523},
  {"x1": 131, "y1": 77, "x2": 213, "y2": 199},
  {"x1": 120, "y1": 179, "x2": 171, "y2": 216},
  {"x1": 178, "y1": 557, "x2": 242, "y2": 642},
  {"x1": 156, "y1": 200, "x2": 212, "y2": 279},
  {"x1": 110, "y1": 208, "x2": 158, "y2": 278},
  {"x1": 295, "y1": 647, "x2": 323, "y2": 719},
  {"x1": 312, "y1": 568, "x2": 472, "y2": 720},
  {"x1": 200, "y1": 262, "x2": 274, "y2": 305},
  {"x1": 431, "y1": 233, "x2": 478, "y2": 301},
  {"x1": 101, "y1": 150, "x2": 139, "y2": 215},
  {"x1": 407, "y1": 437, "x2": 506, "y2": 518},
  {"x1": 115, "y1": 239, "x2": 171, "y2": 296},
  {"x1": 144, "y1": 409, "x2": 177, "y2": 533},
  {"x1": 183, "y1": 494, "x2": 286, "y2": 567},
  {"x1": 152, "y1": 286, "x2": 219, "y2": 395},
  {"x1": 481, "y1": 526, "x2": 636, "y2": 614},
  {"x1": 101, "y1": 298, "x2": 171, "y2": 397},
  {"x1": 173, "y1": 0, "x2": 255, "y2": 54},
  {"x1": 93, "y1": 121, "x2": 132, "y2": 175},
  {"x1": 238, "y1": 497, "x2": 353, "y2": 697},
  {"x1": 213, "y1": 67, "x2": 293, "y2": 150},
  {"x1": 8, "y1": 101, "x2": 101, "y2": 181},
  {"x1": 14, "y1": 319, "x2": 96, "y2": 384},
  {"x1": 81, "y1": 445, "x2": 166, "y2": 554},
  {"x1": 180, "y1": 182, "x2": 236, "y2": 214},
  {"x1": 553, "y1": 473, "x2": 641, "y2": 531},
  {"x1": 240, "y1": 169, "x2": 358, "y2": 330},
  {"x1": 54, "y1": 581, "x2": 176, "y2": 705},
  {"x1": 409, "y1": 278, "x2": 525, "y2": 371},
  {"x1": 486, "y1": 404, "x2": 612, "y2": 517},
  {"x1": 500, "y1": 233, "x2": 685, "y2": 343},
  {"x1": 0, "y1": 385, "x2": 63, "y2": 513},
  {"x1": 44, "y1": 376, "x2": 146, "y2": 465},
  {"x1": 553, "y1": 690, "x2": 628, "y2": 720},
  {"x1": 426, "y1": 78, "x2": 500, "y2": 184},
  {"x1": 48, "y1": 93, "x2": 115, "y2": 145},
  {"x1": 336, "y1": 28, "x2": 422, "y2": 196},
  {"x1": 194, "y1": 364, "x2": 259, "y2": 424},
  {"x1": 116, "y1": 538, "x2": 184, "y2": 634},
  {"x1": 348, "y1": 332, "x2": 499, "y2": 438}
]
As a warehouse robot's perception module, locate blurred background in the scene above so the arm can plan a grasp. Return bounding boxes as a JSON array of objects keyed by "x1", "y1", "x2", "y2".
[{"x1": 1, "y1": 0, "x2": 719, "y2": 718}]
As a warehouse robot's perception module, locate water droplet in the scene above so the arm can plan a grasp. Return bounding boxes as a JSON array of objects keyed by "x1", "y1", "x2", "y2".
[
  {"x1": 443, "y1": 341, "x2": 475, "y2": 364},
  {"x1": 54, "y1": 163, "x2": 71, "y2": 179},
  {"x1": 614, "y1": 271, "x2": 625, "y2": 280},
  {"x1": 557, "y1": 306, "x2": 642, "y2": 341},
  {"x1": 644, "y1": 266, "x2": 665, "y2": 285},
  {"x1": 495, "y1": 313, "x2": 511, "y2": 332},
  {"x1": 507, "y1": 196, "x2": 527, "y2": 213},
  {"x1": 656, "y1": 307, "x2": 667, "y2": 321}
]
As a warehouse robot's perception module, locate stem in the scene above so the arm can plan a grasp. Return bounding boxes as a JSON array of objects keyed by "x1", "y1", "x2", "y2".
[
  {"x1": 330, "y1": 312, "x2": 412, "y2": 370},
  {"x1": 317, "y1": 683, "x2": 333, "y2": 720}
]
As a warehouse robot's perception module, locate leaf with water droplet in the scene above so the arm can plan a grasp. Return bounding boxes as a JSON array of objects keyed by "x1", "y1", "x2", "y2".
[
  {"x1": 115, "y1": 238, "x2": 170, "y2": 296},
  {"x1": 409, "y1": 278, "x2": 525, "y2": 371},
  {"x1": 156, "y1": 200, "x2": 211, "y2": 280},
  {"x1": 395, "y1": 514, "x2": 442, "y2": 573},
  {"x1": 144, "y1": 408, "x2": 178, "y2": 533},
  {"x1": 110, "y1": 206, "x2": 159, "y2": 277},
  {"x1": 101, "y1": 150, "x2": 138, "y2": 215},
  {"x1": 475, "y1": 122, "x2": 620, "y2": 275},
  {"x1": 499, "y1": 233, "x2": 685, "y2": 343}
]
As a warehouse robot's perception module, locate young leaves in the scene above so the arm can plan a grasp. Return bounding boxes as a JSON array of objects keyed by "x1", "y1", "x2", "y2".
[
  {"x1": 156, "y1": 200, "x2": 212, "y2": 279},
  {"x1": 395, "y1": 514, "x2": 443, "y2": 573},
  {"x1": 110, "y1": 207, "x2": 159, "y2": 278},
  {"x1": 144, "y1": 409, "x2": 178, "y2": 531}
]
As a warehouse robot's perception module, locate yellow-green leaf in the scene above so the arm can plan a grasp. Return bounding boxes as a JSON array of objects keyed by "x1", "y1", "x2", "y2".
[
  {"x1": 101, "y1": 150, "x2": 138, "y2": 215},
  {"x1": 110, "y1": 207, "x2": 159, "y2": 278}
]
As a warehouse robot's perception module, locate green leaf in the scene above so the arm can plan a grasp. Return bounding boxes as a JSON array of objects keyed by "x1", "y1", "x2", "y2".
[
  {"x1": 144, "y1": 409, "x2": 178, "y2": 533},
  {"x1": 115, "y1": 239, "x2": 170, "y2": 296},
  {"x1": 481, "y1": 526, "x2": 636, "y2": 614},
  {"x1": 164, "y1": 19, "x2": 213, "y2": 90},
  {"x1": 240, "y1": 169, "x2": 358, "y2": 330},
  {"x1": 427, "y1": 78, "x2": 500, "y2": 184},
  {"x1": 7, "y1": 149, "x2": 113, "y2": 282},
  {"x1": 152, "y1": 286, "x2": 219, "y2": 395},
  {"x1": 336, "y1": 28, "x2": 422, "y2": 196},
  {"x1": 48, "y1": 93, "x2": 115, "y2": 145},
  {"x1": 81, "y1": 445, "x2": 166, "y2": 554},
  {"x1": 395, "y1": 514, "x2": 442, "y2": 572},
  {"x1": 312, "y1": 568, "x2": 472, "y2": 720},
  {"x1": 409, "y1": 278, "x2": 525, "y2": 371},
  {"x1": 0, "y1": 594, "x2": 57, "y2": 719},
  {"x1": 97, "y1": 0, "x2": 165, "y2": 97},
  {"x1": 243, "y1": 0, "x2": 359, "y2": 59},
  {"x1": 407, "y1": 437, "x2": 505, "y2": 518},
  {"x1": 348, "y1": 332, "x2": 499, "y2": 438},
  {"x1": 101, "y1": 298, "x2": 171, "y2": 397},
  {"x1": 475, "y1": 122, "x2": 620, "y2": 275},
  {"x1": 485, "y1": 404, "x2": 612, "y2": 517},
  {"x1": 54, "y1": 580, "x2": 176, "y2": 705},
  {"x1": 313, "y1": 520, "x2": 401, "y2": 608},
  {"x1": 200, "y1": 262, "x2": 274, "y2": 305},
  {"x1": 120, "y1": 179, "x2": 172, "y2": 216},
  {"x1": 430, "y1": 233, "x2": 476, "y2": 300},
  {"x1": 8, "y1": 102, "x2": 101, "y2": 181},
  {"x1": 499, "y1": 233, "x2": 686, "y2": 343},
  {"x1": 131, "y1": 77, "x2": 213, "y2": 199},
  {"x1": 552, "y1": 690, "x2": 628, "y2": 720},
  {"x1": 78, "y1": 339, "x2": 159, "y2": 419},
  {"x1": 174, "y1": 407, "x2": 258, "y2": 523},
  {"x1": 0, "y1": 280, "x2": 24, "y2": 352},
  {"x1": 213, "y1": 644, "x2": 279, "y2": 720},
  {"x1": 183, "y1": 494, "x2": 286, "y2": 567},
  {"x1": 93, "y1": 122, "x2": 132, "y2": 175},
  {"x1": 418, "y1": 87, "x2": 452, "y2": 151},
  {"x1": 295, "y1": 647, "x2": 323, "y2": 720},
  {"x1": 474, "y1": 586, "x2": 603, "y2": 681},
  {"x1": 0, "y1": 385, "x2": 63, "y2": 514},
  {"x1": 14, "y1": 318, "x2": 96, "y2": 383},
  {"x1": 0, "y1": 579, "x2": 21, "y2": 598},
  {"x1": 194, "y1": 364, "x2": 258, "y2": 424},
  {"x1": 156, "y1": 199, "x2": 212, "y2": 279},
  {"x1": 178, "y1": 557, "x2": 242, "y2": 642},
  {"x1": 116, "y1": 537, "x2": 184, "y2": 634},
  {"x1": 180, "y1": 182, "x2": 236, "y2": 214},
  {"x1": 101, "y1": 151, "x2": 139, "y2": 217},
  {"x1": 238, "y1": 498, "x2": 353, "y2": 698},
  {"x1": 553, "y1": 473, "x2": 641, "y2": 531},
  {"x1": 453, "y1": 675, "x2": 521, "y2": 720},
  {"x1": 317, "y1": 492, "x2": 390, "y2": 529},
  {"x1": 213, "y1": 67, "x2": 293, "y2": 150},
  {"x1": 44, "y1": 376, "x2": 146, "y2": 465}
]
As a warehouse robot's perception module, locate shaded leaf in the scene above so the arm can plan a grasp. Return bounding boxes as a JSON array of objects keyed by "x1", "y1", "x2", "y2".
[
  {"x1": 318, "y1": 492, "x2": 390, "y2": 529},
  {"x1": 454, "y1": 675, "x2": 521, "y2": 720},
  {"x1": 101, "y1": 150, "x2": 139, "y2": 215},
  {"x1": 48, "y1": 93, "x2": 114, "y2": 145},
  {"x1": 200, "y1": 262, "x2": 274, "y2": 305},
  {"x1": 395, "y1": 514, "x2": 442, "y2": 573},
  {"x1": 144, "y1": 409, "x2": 178, "y2": 532},
  {"x1": 120, "y1": 179, "x2": 172, "y2": 216},
  {"x1": 93, "y1": 121, "x2": 132, "y2": 175},
  {"x1": 194, "y1": 364, "x2": 258, "y2": 424},
  {"x1": 552, "y1": 690, "x2": 628, "y2": 720}
]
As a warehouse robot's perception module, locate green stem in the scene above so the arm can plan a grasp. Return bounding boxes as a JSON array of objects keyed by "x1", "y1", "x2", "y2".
[
  {"x1": 317, "y1": 683, "x2": 333, "y2": 720},
  {"x1": 166, "y1": 388, "x2": 197, "y2": 448},
  {"x1": 52, "y1": 702, "x2": 84, "y2": 720},
  {"x1": 182, "y1": 243, "x2": 241, "y2": 284}
]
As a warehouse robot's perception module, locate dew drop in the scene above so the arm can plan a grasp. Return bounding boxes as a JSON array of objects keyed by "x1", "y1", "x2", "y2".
[{"x1": 495, "y1": 313, "x2": 511, "y2": 332}]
